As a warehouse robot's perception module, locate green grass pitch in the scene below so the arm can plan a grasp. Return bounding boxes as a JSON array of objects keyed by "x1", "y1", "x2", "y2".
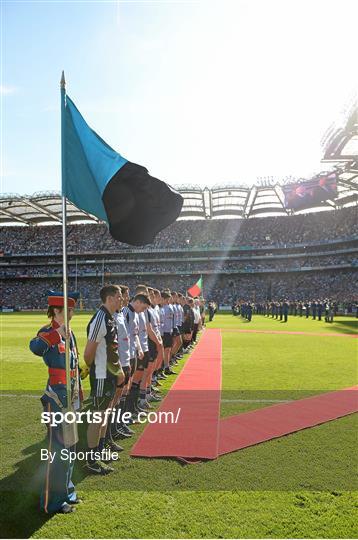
[{"x1": 0, "y1": 312, "x2": 357, "y2": 538}]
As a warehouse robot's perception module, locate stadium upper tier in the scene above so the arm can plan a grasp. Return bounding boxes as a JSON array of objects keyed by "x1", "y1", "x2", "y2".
[
  {"x1": 1, "y1": 206, "x2": 357, "y2": 255},
  {"x1": 0, "y1": 164, "x2": 357, "y2": 225}
]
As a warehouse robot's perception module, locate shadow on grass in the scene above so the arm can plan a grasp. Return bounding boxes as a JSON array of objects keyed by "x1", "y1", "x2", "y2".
[
  {"x1": 0, "y1": 438, "x2": 52, "y2": 539},
  {"x1": 0, "y1": 422, "x2": 94, "y2": 539},
  {"x1": 330, "y1": 320, "x2": 358, "y2": 335}
]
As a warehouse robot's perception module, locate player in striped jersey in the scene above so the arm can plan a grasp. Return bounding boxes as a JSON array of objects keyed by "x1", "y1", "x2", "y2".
[
  {"x1": 112, "y1": 286, "x2": 132, "y2": 439},
  {"x1": 182, "y1": 297, "x2": 195, "y2": 352},
  {"x1": 157, "y1": 291, "x2": 167, "y2": 380},
  {"x1": 151, "y1": 289, "x2": 166, "y2": 385},
  {"x1": 122, "y1": 292, "x2": 150, "y2": 416},
  {"x1": 83, "y1": 285, "x2": 124, "y2": 475},
  {"x1": 176, "y1": 292, "x2": 185, "y2": 358},
  {"x1": 199, "y1": 297, "x2": 206, "y2": 328},
  {"x1": 112, "y1": 284, "x2": 137, "y2": 437},
  {"x1": 133, "y1": 285, "x2": 162, "y2": 410},
  {"x1": 171, "y1": 291, "x2": 184, "y2": 362},
  {"x1": 145, "y1": 288, "x2": 163, "y2": 402},
  {"x1": 161, "y1": 291, "x2": 176, "y2": 375}
]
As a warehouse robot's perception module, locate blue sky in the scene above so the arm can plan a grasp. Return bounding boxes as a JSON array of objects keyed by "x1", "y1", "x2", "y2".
[{"x1": 1, "y1": 0, "x2": 357, "y2": 195}]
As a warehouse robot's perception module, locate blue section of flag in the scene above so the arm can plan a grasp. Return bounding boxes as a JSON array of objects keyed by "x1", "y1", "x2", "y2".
[{"x1": 62, "y1": 94, "x2": 128, "y2": 221}]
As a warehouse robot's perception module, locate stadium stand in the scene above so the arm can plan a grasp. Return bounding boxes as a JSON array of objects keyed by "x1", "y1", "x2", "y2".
[
  {"x1": 2, "y1": 97, "x2": 357, "y2": 311},
  {"x1": 1, "y1": 203, "x2": 357, "y2": 310}
]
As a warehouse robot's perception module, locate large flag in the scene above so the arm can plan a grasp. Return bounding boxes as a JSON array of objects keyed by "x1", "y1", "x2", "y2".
[
  {"x1": 187, "y1": 276, "x2": 203, "y2": 298},
  {"x1": 62, "y1": 94, "x2": 183, "y2": 245}
]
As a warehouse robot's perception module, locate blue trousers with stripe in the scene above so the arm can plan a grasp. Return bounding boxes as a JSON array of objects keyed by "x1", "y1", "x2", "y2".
[{"x1": 40, "y1": 403, "x2": 77, "y2": 513}]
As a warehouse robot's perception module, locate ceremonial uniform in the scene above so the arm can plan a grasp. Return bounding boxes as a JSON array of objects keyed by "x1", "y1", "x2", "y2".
[
  {"x1": 29, "y1": 291, "x2": 81, "y2": 514},
  {"x1": 317, "y1": 301, "x2": 323, "y2": 321},
  {"x1": 208, "y1": 302, "x2": 215, "y2": 321},
  {"x1": 283, "y1": 301, "x2": 289, "y2": 322}
]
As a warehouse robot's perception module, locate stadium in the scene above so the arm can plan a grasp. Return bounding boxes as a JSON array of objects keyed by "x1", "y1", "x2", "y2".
[
  {"x1": 1, "y1": 97, "x2": 358, "y2": 539},
  {"x1": 1, "y1": 1, "x2": 358, "y2": 538},
  {"x1": 1, "y1": 188, "x2": 358, "y2": 311},
  {"x1": 1, "y1": 167, "x2": 358, "y2": 311},
  {"x1": 1, "y1": 104, "x2": 358, "y2": 312}
]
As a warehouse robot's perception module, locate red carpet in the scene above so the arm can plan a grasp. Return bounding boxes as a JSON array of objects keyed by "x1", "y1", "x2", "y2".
[
  {"x1": 131, "y1": 330, "x2": 358, "y2": 462},
  {"x1": 217, "y1": 386, "x2": 358, "y2": 457},
  {"x1": 130, "y1": 329, "x2": 222, "y2": 459}
]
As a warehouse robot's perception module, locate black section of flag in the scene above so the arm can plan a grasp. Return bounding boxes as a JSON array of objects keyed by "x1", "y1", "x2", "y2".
[{"x1": 102, "y1": 161, "x2": 184, "y2": 245}]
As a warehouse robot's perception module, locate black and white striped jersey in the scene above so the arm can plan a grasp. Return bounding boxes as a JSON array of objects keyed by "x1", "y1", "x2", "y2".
[{"x1": 87, "y1": 305, "x2": 119, "y2": 379}]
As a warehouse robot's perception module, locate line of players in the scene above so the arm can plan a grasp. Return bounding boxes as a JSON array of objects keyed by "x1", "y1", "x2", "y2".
[
  {"x1": 232, "y1": 300, "x2": 339, "y2": 323},
  {"x1": 83, "y1": 284, "x2": 206, "y2": 477},
  {"x1": 30, "y1": 284, "x2": 205, "y2": 514}
]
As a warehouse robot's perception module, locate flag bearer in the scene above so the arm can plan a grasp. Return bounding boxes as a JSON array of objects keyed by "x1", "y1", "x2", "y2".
[{"x1": 29, "y1": 291, "x2": 82, "y2": 514}]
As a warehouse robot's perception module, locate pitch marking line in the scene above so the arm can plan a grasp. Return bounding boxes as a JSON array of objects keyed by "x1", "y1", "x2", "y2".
[
  {"x1": 221, "y1": 328, "x2": 357, "y2": 338},
  {"x1": 221, "y1": 398, "x2": 293, "y2": 403},
  {"x1": 0, "y1": 393, "x2": 41, "y2": 398},
  {"x1": 0, "y1": 394, "x2": 293, "y2": 404}
]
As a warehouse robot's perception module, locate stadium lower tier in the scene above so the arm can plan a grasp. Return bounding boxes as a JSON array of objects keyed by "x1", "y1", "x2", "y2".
[{"x1": 2, "y1": 269, "x2": 357, "y2": 310}]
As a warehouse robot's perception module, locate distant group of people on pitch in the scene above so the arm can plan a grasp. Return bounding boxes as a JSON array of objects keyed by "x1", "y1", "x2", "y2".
[
  {"x1": 232, "y1": 301, "x2": 254, "y2": 321},
  {"x1": 261, "y1": 300, "x2": 337, "y2": 323},
  {"x1": 232, "y1": 299, "x2": 340, "y2": 323},
  {"x1": 29, "y1": 285, "x2": 206, "y2": 514},
  {"x1": 208, "y1": 300, "x2": 218, "y2": 321}
]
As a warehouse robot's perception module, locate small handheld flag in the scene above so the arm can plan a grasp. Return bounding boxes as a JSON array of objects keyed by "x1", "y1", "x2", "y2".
[
  {"x1": 188, "y1": 276, "x2": 203, "y2": 297},
  {"x1": 62, "y1": 91, "x2": 183, "y2": 246}
]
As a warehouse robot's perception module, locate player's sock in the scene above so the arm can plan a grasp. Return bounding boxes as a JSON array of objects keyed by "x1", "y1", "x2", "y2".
[
  {"x1": 139, "y1": 389, "x2": 148, "y2": 401},
  {"x1": 87, "y1": 447, "x2": 97, "y2": 465},
  {"x1": 97, "y1": 436, "x2": 106, "y2": 453}
]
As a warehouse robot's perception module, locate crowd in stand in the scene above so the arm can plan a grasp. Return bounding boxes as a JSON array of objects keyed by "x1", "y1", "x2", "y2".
[
  {"x1": 1, "y1": 206, "x2": 357, "y2": 255},
  {"x1": 1, "y1": 206, "x2": 357, "y2": 310},
  {"x1": 1, "y1": 254, "x2": 357, "y2": 279},
  {"x1": 2, "y1": 270, "x2": 357, "y2": 311}
]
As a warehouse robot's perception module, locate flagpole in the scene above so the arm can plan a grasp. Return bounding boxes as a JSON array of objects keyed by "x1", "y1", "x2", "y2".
[{"x1": 60, "y1": 70, "x2": 71, "y2": 411}]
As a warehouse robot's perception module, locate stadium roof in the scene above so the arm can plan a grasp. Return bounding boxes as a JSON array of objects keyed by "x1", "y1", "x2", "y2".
[
  {"x1": 0, "y1": 168, "x2": 357, "y2": 226},
  {"x1": 1, "y1": 105, "x2": 357, "y2": 226},
  {"x1": 321, "y1": 103, "x2": 358, "y2": 162}
]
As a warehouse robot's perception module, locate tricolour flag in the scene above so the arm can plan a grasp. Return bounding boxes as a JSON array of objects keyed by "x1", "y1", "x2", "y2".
[
  {"x1": 187, "y1": 276, "x2": 203, "y2": 297},
  {"x1": 62, "y1": 93, "x2": 183, "y2": 246}
]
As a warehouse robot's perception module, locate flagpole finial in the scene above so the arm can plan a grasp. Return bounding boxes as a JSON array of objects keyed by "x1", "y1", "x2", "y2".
[{"x1": 60, "y1": 71, "x2": 66, "y2": 89}]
